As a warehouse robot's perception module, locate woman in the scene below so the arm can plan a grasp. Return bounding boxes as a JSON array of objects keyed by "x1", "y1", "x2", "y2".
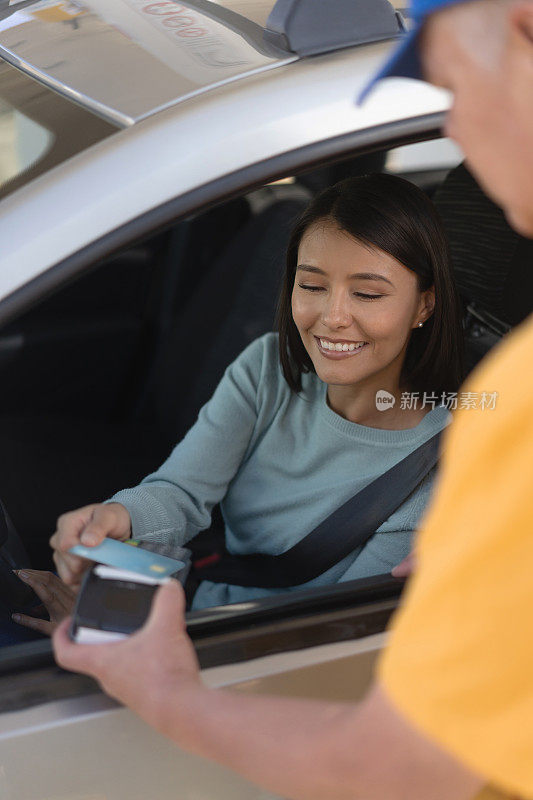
[{"x1": 18, "y1": 173, "x2": 464, "y2": 628}]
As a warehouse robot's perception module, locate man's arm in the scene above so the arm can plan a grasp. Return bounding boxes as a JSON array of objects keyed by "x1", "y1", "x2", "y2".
[
  {"x1": 53, "y1": 581, "x2": 482, "y2": 800},
  {"x1": 171, "y1": 677, "x2": 482, "y2": 800}
]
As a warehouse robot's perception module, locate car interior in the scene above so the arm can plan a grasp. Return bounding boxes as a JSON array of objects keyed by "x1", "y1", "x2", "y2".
[{"x1": 0, "y1": 136, "x2": 531, "y2": 644}]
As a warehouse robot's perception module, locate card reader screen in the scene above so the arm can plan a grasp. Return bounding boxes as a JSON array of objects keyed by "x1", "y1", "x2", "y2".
[{"x1": 102, "y1": 583, "x2": 149, "y2": 616}]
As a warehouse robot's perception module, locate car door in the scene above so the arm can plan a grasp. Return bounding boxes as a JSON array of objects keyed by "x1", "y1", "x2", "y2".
[{"x1": 0, "y1": 576, "x2": 398, "y2": 800}]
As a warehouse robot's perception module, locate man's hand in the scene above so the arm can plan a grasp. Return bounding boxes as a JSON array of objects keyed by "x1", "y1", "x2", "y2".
[
  {"x1": 49, "y1": 503, "x2": 132, "y2": 590},
  {"x1": 392, "y1": 550, "x2": 417, "y2": 578},
  {"x1": 53, "y1": 580, "x2": 202, "y2": 736},
  {"x1": 12, "y1": 570, "x2": 76, "y2": 636},
  {"x1": 53, "y1": 580, "x2": 482, "y2": 800}
]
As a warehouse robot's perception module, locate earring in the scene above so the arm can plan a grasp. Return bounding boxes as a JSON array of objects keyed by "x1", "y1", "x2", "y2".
[{"x1": 417, "y1": 322, "x2": 424, "y2": 328}]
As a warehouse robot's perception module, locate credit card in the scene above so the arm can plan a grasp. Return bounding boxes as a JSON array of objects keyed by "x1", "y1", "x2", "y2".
[{"x1": 70, "y1": 537, "x2": 186, "y2": 579}]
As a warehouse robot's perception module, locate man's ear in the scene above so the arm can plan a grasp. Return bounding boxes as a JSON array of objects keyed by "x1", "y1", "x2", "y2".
[{"x1": 509, "y1": 2, "x2": 533, "y2": 45}]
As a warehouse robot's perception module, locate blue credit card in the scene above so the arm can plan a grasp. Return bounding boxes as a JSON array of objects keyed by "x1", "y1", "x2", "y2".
[{"x1": 70, "y1": 538, "x2": 185, "y2": 579}]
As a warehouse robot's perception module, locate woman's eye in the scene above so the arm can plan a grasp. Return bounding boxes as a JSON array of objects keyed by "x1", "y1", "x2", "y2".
[
  {"x1": 298, "y1": 284, "x2": 323, "y2": 292},
  {"x1": 297, "y1": 285, "x2": 383, "y2": 300}
]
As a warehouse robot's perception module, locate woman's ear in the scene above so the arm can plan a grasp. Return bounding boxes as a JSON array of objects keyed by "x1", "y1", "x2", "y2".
[
  {"x1": 415, "y1": 286, "x2": 435, "y2": 327},
  {"x1": 425, "y1": 286, "x2": 436, "y2": 318}
]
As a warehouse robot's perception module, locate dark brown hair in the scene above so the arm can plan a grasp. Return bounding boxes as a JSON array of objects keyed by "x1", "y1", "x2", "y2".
[{"x1": 275, "y1": 173, "x2": 464, "y2": 395}]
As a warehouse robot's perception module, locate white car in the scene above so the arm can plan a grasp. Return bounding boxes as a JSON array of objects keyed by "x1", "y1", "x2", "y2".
[{"x1": 0, "y1": 1, "x2": 527, "y2": 798}]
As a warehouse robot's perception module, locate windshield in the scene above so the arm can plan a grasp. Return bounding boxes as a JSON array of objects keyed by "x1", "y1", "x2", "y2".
[
  {"x1": 200, "y1": 0, "x2": 275, "y2": 27},
  {"x1": 0, "y1": 1, "x2": 285, "y2": 125}
]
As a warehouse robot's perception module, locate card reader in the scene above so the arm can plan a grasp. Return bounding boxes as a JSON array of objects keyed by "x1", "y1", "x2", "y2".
[{"x1": 70, "y1": 547, "x2": 190, "y2": 644}]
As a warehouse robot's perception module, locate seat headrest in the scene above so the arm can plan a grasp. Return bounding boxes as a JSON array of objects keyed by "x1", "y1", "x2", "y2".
[{"x1": 433, "y1": 163, "x2": 532, "y2": 327}]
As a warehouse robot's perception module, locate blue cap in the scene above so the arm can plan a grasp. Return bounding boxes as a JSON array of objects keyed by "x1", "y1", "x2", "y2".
[{"x1": 357, "y1": 0, "x2": 466, "y2": 104}]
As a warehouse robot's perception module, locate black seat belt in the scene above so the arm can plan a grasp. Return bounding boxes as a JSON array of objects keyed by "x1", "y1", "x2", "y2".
[{"x1": 200, "y1": 430, "x2": 443, "y2": 588}]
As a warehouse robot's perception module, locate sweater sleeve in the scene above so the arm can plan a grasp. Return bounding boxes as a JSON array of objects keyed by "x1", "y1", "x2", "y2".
[{"x1": 107, "y1": 336, "x2": 269, "y2": 544}]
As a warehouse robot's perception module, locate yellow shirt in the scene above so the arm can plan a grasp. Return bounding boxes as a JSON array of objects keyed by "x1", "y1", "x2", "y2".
[{"x1": 380, "y1": 314, "x2": 533, "y2": 799}]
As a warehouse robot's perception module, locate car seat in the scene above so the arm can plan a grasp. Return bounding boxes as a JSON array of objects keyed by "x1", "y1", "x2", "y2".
[
  {"x1": 432, "y1": 162, "x2": 533, "y2": 372},
  {"x1": 143, "y1": 194, "x2": 309, "y2": 443}
]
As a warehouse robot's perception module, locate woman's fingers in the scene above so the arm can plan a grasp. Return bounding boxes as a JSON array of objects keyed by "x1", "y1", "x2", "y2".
[
  {"x1": 391, "y1": 551, "x2": 417, "y2": 578},
  {"x1": 79, "y1": 504, "x2": 122, "y2": 546},
  {"x1": 15, "y1": 570, "x2": 76, "y2": 616},
  {"x1": 18, "y1": 568, "x2": 76, "y2": 595},
  {"x1": 27, "y1": 603, "x2": 48, "y2": 619},
  {"x1": 52, "y1": 549, "x2": 89, "y2": 589},
  {"x1": 50, "y1": 505, "x2": 101, "y2": 586},
  {"x1": 49, "y1": 504, "x2": 100, "y2": 552},
  {"x1": 15, "y1": 569, "x2": 54, "y2": 604},
  {"x1": 14, "y1": 571, "x2": 77, "y2": 632},
  {"x1": 49, "y1": 503, "x2": 132, "y2": 587},
  {"x1": 12, "y1": 612, "x2": 54, "y2": 636}
]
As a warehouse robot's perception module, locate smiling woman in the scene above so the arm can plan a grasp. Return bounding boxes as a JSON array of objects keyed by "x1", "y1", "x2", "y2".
[
  {"x1": 279, "y1": 173, "x2": 464, "y2": 416},
  {"x1": 293, "y1": 230, "x2": 433, "y2": 430},
  {"x1": 45, "y1": 173, "x2": 465, "y2": 620}
]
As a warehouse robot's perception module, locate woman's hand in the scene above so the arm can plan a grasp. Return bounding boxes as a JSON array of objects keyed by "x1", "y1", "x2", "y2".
[
  {"x1": 12, "y1": 570, "x2": 77, "y2": 636},
  {"x1": 53, "y1": 580, "x2": 203, "y2": 737},
  {"x1": 49, "y1": 503, "x2": 132, "y2": 590},
  {"x1": 391, "y1": 550, "x2": 417, "y2": 578}
]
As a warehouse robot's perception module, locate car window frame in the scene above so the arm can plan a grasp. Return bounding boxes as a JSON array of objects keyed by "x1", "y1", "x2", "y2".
[
  {"x1": 0, "y1": 572, "x2": 399, "y2": 714},
  {"x1": 0, "y1": 112, "x2": 445, "y2": 330},
  {"x1": 0, "y1": 113, "x2": 446, "y2": 709}
]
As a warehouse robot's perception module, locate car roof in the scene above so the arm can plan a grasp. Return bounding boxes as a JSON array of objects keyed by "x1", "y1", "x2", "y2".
[
  {"x1": 0, "y1": 0, "x2": 404, "y2": 126},
  {"x1": 0, "y1": 1, "x2": 448, "y2": 309},
  {"x1": 0, "y1": 35, "x2": 450, "y2": 302}
]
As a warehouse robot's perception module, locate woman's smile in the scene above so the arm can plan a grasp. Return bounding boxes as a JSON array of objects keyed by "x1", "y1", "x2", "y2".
[{"x1": 314, "y1": 336, "x2": 369, "y2": 359}]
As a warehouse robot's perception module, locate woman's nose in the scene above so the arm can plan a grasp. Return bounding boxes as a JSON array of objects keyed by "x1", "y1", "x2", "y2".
[{"x1": 322, "y1": 291, "x2": 353, "y2": 328}]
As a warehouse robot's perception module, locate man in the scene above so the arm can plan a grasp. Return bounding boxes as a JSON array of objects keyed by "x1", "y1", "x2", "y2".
[{"x1": 52, "y1": 1, "x2": 533, "y2": 798}]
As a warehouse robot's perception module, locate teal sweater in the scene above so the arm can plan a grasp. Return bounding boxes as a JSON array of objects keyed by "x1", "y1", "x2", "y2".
[{"x1": 110, "y1": 333, "x2": 450, "y2": 609}]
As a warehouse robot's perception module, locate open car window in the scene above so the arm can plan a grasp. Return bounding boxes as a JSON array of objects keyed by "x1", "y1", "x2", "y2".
[{"x1": 0, "y1": 132, "x2": 531, "y2": 678}]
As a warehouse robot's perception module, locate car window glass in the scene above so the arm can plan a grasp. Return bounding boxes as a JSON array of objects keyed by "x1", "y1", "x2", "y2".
[{"x1": 386, "y1": 138, "x2": 463, "y2": 174}]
